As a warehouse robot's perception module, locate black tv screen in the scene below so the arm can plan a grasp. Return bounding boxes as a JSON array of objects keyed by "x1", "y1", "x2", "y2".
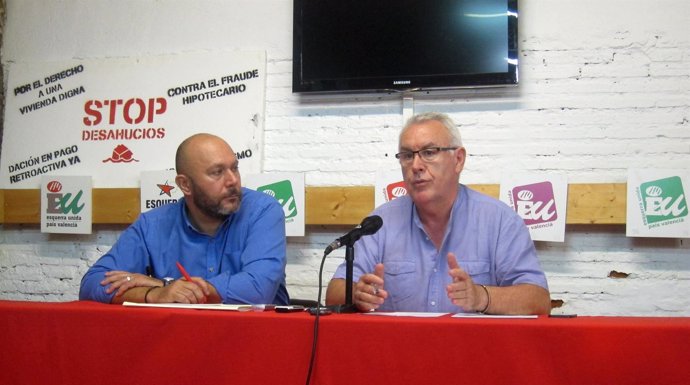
[{"x1": 293, "y1": 0, "x2": 518, "y2": 94}]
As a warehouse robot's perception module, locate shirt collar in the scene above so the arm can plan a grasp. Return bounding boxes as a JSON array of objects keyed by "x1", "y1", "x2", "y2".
[
  {"x1": 179, "y1": 197, "x2": 232, "y2": 236},
  {"x1": 411, "y1": 184, "x2": 465, "y2": 248}
]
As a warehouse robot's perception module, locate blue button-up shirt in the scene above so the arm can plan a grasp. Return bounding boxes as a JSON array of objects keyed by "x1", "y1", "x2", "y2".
[
  {"x1": 333, "y1": 184, "x2": 548, "y2": 313},
  {"x1": 80, "y1": 187, "x2": 289, "y2": 305}
]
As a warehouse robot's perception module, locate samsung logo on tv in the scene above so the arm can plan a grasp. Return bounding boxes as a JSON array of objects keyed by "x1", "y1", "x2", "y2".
[{"x1": 393, "y1": 80, "x2": 411, "y2": 85}]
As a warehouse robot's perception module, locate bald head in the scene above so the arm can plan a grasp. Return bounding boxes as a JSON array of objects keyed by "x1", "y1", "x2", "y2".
[
  {"x1": 174, "y1": 133, "x2": 242, "y2": 228},
  {"x1": 175, "y1": 133, "x2": 233, "y2": 175}
]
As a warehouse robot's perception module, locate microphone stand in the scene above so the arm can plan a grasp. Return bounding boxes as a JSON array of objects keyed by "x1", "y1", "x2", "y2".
[{"x1": 329, "y1": 243, "x2": 358, "y2": 313}]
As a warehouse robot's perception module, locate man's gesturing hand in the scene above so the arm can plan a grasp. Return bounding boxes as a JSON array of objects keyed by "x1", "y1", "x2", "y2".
[
  {"x1": 354, "y1": 263, "x2": 387, "y2": 312},
  {"x1": 446, "y1": 253, "x2": 487, "y2": 312}
]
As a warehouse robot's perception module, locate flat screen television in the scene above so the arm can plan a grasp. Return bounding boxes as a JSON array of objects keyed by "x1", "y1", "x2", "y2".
[{"x1": 292, "y1": 0, "x2": 518, "y2": 94}]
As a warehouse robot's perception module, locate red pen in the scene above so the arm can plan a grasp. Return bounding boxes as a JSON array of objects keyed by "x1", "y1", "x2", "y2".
[{"x1": 176, "y1": 261, "x2": 207, "y2": 303}]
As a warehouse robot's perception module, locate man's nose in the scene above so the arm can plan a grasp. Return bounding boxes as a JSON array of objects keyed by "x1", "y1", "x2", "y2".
[
  {"x1": 410, "y1": 152, "x2": 426, "y2": 170},
  {"x1": 224, "y1": 169, "x2": 239, "y2": 185}
]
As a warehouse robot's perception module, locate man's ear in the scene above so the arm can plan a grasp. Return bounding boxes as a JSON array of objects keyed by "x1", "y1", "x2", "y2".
[
  {"x1": 455, "y1": 147, "x2": 466, "y2": 174},
  {"x1": 175, "y1": 174, "x2": 192, "y2": 195}
]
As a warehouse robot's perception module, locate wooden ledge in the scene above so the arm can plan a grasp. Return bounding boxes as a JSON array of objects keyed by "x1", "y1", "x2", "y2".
[{"x1": 0, "y1": 184, "x2": 626, "y2": 225}]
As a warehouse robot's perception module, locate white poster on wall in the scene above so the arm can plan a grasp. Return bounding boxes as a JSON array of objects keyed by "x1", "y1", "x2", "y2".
[
  {"x1": 499, "y1": 174, "x2": 568, "y2": 242},
  {"x1": 1, "y1": 50, "x2": 266, "y2": 189},
  {"x1": 40, "y1": 175, "x2": 92, "y2": 234},
  {"x1": 243, "y1": 173, "x2": 305, "y2": 237},
  {"x1": 626, "y1": 169, "x2": 690, "y2": 238},
  {"x1": 140, "y1": 169, "x2": 183, "y2": 213}
]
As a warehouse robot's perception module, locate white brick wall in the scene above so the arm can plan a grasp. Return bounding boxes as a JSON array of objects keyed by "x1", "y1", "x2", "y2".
[{"x1": 1, "y1": 0, "x2": 689, "y2": 315}]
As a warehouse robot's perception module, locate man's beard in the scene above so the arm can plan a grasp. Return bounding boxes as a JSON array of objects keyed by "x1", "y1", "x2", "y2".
[{"x1": 190, "y1": 183, "x2": 242, "y2": 219}]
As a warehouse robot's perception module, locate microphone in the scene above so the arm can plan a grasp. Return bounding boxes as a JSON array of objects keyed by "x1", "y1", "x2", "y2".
[{"x1": 324, "y1": 215, "x2": 383, "y2": 256}]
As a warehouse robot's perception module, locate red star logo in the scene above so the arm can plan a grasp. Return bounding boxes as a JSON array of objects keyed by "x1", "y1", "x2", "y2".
[{"x1": 157, "y1": 181, "x2": 175, "y2": 197}]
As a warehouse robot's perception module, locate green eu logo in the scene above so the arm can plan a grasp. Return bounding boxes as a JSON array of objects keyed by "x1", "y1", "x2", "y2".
[
  {"x1": 259, "y1": 180, "x2": 297, "y2": 220},
  {"x1": 640, "y1": 176, "x2": 688, "y2": 224},
  {"x1": 46, "y1": 180, "x2": 85, "y2": 215}
]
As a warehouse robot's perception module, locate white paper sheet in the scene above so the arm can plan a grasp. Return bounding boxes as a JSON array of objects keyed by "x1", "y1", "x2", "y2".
[
  {"x1": 123, "y1": 302, "x2": 274, "y2": 311},
  {"x1": 363, "y1": 312, "x2": 449, "y2": 318},
  {"x1": 451, "y1": 313, "x2": 538, "y2": 319}
]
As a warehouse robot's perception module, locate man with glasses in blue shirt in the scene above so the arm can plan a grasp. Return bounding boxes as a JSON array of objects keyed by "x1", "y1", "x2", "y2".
[
  {"x1": 326, "y1": 112, "x2": 550, "y2": 314},
  {"x1": 80, "y1": 133, "x2": 289, "y2": 305}
]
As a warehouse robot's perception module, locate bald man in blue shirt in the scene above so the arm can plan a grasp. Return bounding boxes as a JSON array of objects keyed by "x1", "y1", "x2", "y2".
[{"x1": 80, "y1": 133, "x2": 289, "y2": 305}]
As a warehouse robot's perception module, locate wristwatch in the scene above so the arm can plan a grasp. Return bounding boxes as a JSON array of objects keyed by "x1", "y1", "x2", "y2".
[{"x1": 162, "y1": 277, "x2": 175, "y2": 286}]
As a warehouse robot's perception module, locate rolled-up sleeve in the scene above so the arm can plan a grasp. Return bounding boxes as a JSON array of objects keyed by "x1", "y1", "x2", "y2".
[
  {"x1": 79, "y1": 220, "x2": 150, "y2": 303},
  {"x1": 495, "y1": 210, "x2": 549, "y2": 290}
]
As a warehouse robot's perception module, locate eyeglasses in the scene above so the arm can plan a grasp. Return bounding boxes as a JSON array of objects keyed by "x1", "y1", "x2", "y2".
[{"x1": 394, "y1": 147, "x2": 458, "y2": 164}]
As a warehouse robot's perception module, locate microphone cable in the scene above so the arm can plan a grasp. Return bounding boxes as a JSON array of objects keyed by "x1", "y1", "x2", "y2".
[
  {"x1": 305, "y1": 250, "x2": 329, "y2": 385},
  {"x1": 304, "y1": 216, "x2": 382, "y2": 385}
]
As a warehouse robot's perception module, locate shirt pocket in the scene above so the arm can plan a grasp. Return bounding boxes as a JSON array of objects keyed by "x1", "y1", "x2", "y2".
[
  {"x1": 384, "y1": 261, "x2": 417, "y2": 305},
  {"x1": 458, "y1": 260, "x2": 491, "y2": 284}
]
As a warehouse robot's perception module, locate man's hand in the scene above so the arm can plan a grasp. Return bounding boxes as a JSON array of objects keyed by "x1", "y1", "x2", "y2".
[
  {"x1": 103, "y1": 271, "x2": 220, "y2": 304},
  {"x1": 146, "y1": 278, "x2": 215, "y2": 304},
  {"x1": 353, "y1": 263, "x2": 388, "y2": 312},
  {"x1": 446, "y1": 253, "x2": 487, "y2": 312},
  {"x1": 102, "y1": 270, "x2": 162, "y2": 297}
]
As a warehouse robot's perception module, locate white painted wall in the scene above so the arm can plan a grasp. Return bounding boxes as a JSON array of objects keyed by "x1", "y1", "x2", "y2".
[{"x1": 1, "y1": 0, "x2": 689, "y2": 315}]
